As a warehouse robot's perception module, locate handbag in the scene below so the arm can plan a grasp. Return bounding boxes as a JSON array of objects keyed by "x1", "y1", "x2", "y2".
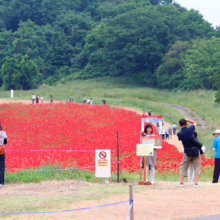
[
  {"x1": 179, "y1": 131, "x2": 199, "y2": 158},
  {"x1": 0, "y1": 132, "x2": 4, "y2": 155}
]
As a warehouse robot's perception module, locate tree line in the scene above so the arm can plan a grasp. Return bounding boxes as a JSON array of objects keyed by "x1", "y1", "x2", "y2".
[{"x1": 1, "y1": 0, "x2": 220, "y2": 96}]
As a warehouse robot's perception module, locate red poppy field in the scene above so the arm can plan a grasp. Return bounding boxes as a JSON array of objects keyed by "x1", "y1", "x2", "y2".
[{"x1": 0, "y1": 103, "x2": 214, "y2": 174}]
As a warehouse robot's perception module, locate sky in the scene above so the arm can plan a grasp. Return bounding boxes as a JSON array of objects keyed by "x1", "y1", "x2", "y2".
[{"x1": 175, "y1": 0, "x2": 220, "y2": 27}]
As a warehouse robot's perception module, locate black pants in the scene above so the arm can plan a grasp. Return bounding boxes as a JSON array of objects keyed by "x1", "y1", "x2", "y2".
[
  {"x1": 213, "y1": 158, "x2": 220, "y2": 183},
  {"x1": 0, "y1": 153, "x2": 5, "y2": 185}
]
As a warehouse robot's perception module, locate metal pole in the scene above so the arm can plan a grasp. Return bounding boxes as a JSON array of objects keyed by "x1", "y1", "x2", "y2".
[
  {"x1": 117, "y1": 131, "x2": 119, "y2": 183},
  {"x1": 129, "y1": 184, "x2": 134, "y2": 220}
]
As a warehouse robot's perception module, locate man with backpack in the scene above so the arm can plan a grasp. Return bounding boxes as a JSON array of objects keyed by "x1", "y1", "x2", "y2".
[{"x1": 177, "y1": 119, "x2": 201, "y2": 187}]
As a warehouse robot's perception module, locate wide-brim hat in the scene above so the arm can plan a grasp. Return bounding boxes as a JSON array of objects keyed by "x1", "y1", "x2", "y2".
[{"x1": 213, "y1": 129, "x2": 220, "y2": 135}]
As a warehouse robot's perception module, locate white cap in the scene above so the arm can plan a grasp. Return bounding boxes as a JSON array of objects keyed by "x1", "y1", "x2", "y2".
[{"x1": 213, "y1": 129, "x2": 220, "y2": 135}]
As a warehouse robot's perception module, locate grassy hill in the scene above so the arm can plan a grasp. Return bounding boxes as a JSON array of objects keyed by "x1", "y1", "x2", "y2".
[{"x1": 0, "y1": 76, "x2": 218, "y2": 157}]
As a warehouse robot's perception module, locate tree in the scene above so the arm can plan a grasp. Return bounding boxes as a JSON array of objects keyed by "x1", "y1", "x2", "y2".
[{"x1": 2, "y1": 55, "x2": 41, "y2": 90}]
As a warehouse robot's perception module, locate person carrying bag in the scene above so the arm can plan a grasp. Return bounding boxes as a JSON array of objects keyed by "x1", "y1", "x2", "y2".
[
  {"x1": 0, "y1": 123, "x2": 7, "y2": 189},
  {"x1": 177, "y1": 119, "x2": 201, "y2": 187}
]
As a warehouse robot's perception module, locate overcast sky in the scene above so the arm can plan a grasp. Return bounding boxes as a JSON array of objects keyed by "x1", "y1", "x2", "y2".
[{"x1": 175, "y1": 0, "x2": 220, "y2": 28}]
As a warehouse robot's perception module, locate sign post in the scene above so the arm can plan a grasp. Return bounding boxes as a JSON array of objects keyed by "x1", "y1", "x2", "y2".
[
  {"x1": 137, "y1": 144, "x2": 154, "y2": 185},
  {"x1": 11, "y1": 90, "x2": 13, "y2": 98},
  {"x1": 95, "y1": 149, "x2": 111, "y2": 183}
]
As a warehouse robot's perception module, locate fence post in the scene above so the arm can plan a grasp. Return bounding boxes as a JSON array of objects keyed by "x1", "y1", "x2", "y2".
[
  {"x1": 117, "y1": 131, "x2": 119, "y2": 183},
  {"x1": 129, "y1": 184, "x2": 134, "y2": 220}
]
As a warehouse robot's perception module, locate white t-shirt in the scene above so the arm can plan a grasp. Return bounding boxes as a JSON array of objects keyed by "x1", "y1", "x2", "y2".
[
  {"x1": 172, "y1": 124, "x2": 177, "y2": 129},
  {"x1": 32, "y1": 95, "x2": 36, "y2": 100},
  {"x1": 41, "y1": 96, "x2": 43, "y2": 100},
  {"x1": 161, "y1": 128, "x2": 165, "y2": 134},
  {"x1": 0, "y1": 131, "x2": 7, "y2": 146}
]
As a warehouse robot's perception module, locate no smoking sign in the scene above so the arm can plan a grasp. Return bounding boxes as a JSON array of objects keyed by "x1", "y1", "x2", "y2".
[{"x1": 99, "y1": 151, "x2": 107, "y2": 159}]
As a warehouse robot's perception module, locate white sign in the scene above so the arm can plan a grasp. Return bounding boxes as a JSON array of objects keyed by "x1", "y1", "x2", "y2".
[
  {"x1": 11, "y1": 90, "x2": 13, "y2": 98},
  {"x1": 95, "y1": 149, "x2": 111, "y2": 178},
  {"x1": 136, "y1": 144, "x2": 154, "y2": 156}
]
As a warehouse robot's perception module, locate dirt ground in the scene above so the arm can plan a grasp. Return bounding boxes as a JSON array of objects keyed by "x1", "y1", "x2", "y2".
[{"x1": 1, "y1": 99, "x2": 218, "y2": 220}]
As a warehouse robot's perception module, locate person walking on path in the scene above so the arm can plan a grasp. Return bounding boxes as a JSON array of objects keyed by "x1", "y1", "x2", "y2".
[
  {"x1": 70, "y1": 97, "x2": 73, "y2": 102},
  {"x1": 40, "y1": 95, "x2": 43, "y2": 104},
  {"x1": 0, "y1": 123, "x2": 7, "y2": 189},
  {"x1": 36, "y1": 95, "x2": 39, "y2": 104},
  {"x1": 169, "y1": 126, "x2": 172, "y2": 139},
  {"x1": 161, "y1": 127, "x2": 165, "y2": 140},
  {"x1": 212, "y1": 129, "x2": 220, "y2": 183},
  {"x1": 50, "y1": 95, "x2": 53, "y2": 103},
  {"x1": 140, "y1": 124, "x2": 157, "y2": 184},
  {"x1": 172, "y1": 123, "x2": 177, "y2": 135},
  {"x1": 31, "y1": 94, "x2": 36, "y2": 104},
  {"x1": 177, "y1": 119, "x2": 201, "y2": 187},
  {"x1": 165, "y1": 128, "x2": 169, "y2": 139}
]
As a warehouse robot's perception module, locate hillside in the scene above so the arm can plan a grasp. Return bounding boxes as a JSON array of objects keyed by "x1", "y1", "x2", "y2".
[{"x1": 0, "y1": 0, "x2": 218, "y2": 91}]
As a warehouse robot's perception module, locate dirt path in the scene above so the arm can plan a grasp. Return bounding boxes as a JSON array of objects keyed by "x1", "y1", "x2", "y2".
[
  {"x1": 1, "y1": 180, "x2": 220, "y2": 220},
  {"x1": 156, "y1": 102, "x2": 207, "y2": 129}
]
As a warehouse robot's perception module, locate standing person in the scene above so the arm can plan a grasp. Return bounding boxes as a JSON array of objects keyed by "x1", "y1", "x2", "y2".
[
  {"x1": 188, "y1": 131, "x2": 206, "y2": 182},
  {"x1": 83, "y1": 97, "x2": 86, "y2": 104},
  {"x1": 87, "y1": 98, "x2": 91, "y2": 105},
  {"x1": 161, "y1": 127, "x2": 165, "y2": 140},
  {"x1": 177, "y1": 119, "x2": 201, "y2": 187},
  {"x1": 172, "y1": 123, "x2": 177, "y2": 135},
  {"x1": 102, "y1": 100, "x2": 106, "y2": 105},
  {"x1": 148, "y1": 111, "x2": 151, "y2": 116},
  {"x1": 90, "y1": 98, "x2": 93, "y2": 105},
  {"x1": 169, "y1": 126, "x2": 172, "y2": 139},
  {"x1": 36, "y1": 95, "x2": 39, "y2": 104},
  {"x1": 50, "y1": 95, "x2": 53, "y2": 103},
  {"x1": 70, "y1": 97, "x2": 73, "y2": 102},
  {"x1": 142, "y1": 110, "x2": 145, "y2": 116},
  {"x1": 212, "y1": 129, "x2": 220, "y2": 183},
  {"x1": 140, "y1": 124, "x2": 157, "y2": 184},
  {"x1": 40, "y1": 95, "x2": 43, "y2": 104},
  {"x1": 165, "y1": 128, "x2": 169, "y2": 139},
  {"x1": 0, "y1": 123, "x2": 7, "y2": 189},
  {"x1": 31, "y1": 94, "x2": 36, "y2": 104}
]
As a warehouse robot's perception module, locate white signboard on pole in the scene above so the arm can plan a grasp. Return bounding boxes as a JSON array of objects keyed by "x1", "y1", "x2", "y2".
[
  {"x1": 136, "y1": 144, "x2": 154, "y2": 156},
  {"x1": 95, "y1": 149, "x2": 111, "y2": 178},
  {"x1": 11, "y1": 90, "x2": 13, "y2": 98}
]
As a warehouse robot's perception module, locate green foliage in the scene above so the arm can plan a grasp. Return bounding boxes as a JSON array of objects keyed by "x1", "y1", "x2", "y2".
[
  {"x1": 2, "y1": 55, "x2": 41, "y2": 90},
  {"x1": 0, "y1": 0, "x2": 218, "y2": 90}
]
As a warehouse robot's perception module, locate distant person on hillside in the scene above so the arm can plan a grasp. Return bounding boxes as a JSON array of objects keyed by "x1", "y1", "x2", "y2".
[
  {"x1": 102, "y1": 100, "x2": 106, "y2": 105},
  {"x1": 90, "y1": 98, "x2": 93, "y2": 105},
  {"x1": 140, "y1": 124, "x2": 157, "y2": 184},
  {"x1": 177, "y1": 119, "x2": 201, "y2": 187},
  {"x1": 31, "y1": 94, "x2": 36, "y2": 104},
  {"x1": 40, "y1": 95, "x2": 43, "y2": 104},
  {"x1": 83, "y1": 97, "x2": 86, "y2": 104},
  {"x1": 87, "y1": 98, "x2": 91, "y2": 105},
  {"x1": 0, "y1": 123, "x2": 7, "y2": 189},
  {"x1": 148, "y1": 111, "x2": 151, "y2": 116},
  {"x1": 161, "y1": 127, "x2": 165, "y2": 140},
  {"x1": 172, "y1": 123, "x2": 177, "y2": 135},
  {"x1": 168, "y1": 126, "x2": 172, "y2": 139},
  {"x1": 70, "y1": 97, "x2": 73, "y2": 102},
  {"x1": 36, "y1": 95, "x2": 39, "y2": 104},
  {"x1": 50, "y1": 95, "x2": 53, "y2": 103},
  {"x1": 142, "y1": 110, "x2": 145, "y2": 116},
  {"x1": 188, "y1": 131, "x2": 206, "y2": 182},
  {"x1": 212, "y1": 129, "x2": 220, "y2": 183}
]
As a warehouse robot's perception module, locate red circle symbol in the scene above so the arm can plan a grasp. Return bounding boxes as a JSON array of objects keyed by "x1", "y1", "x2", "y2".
[{"x1": 99, "y1": 151, "x2": 107, "y2": 159}]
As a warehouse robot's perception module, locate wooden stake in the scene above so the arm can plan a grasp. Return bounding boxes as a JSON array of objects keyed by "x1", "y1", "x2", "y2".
[
  {"x1": 95, "y1": 177, "x2": 97, "y2": 183},
  {"x1": 129, "y1": 184, "x2": 134, "y2": 220},
  {"x1": 144, "y1": 156, "x2": 146, "y2": 182},
  {"x1": 109, "y1": 177, "x2": 111, "y2": 183}
]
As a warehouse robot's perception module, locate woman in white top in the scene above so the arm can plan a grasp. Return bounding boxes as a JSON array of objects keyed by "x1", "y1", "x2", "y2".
[{"x1": 0, "y1": 123, "x2": 7, "y2": 188}]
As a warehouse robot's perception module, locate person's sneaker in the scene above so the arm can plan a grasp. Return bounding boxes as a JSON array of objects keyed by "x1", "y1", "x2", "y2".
[
  {"x1": 151, "y1": 181, "x2": 155, "y2": 185},
  {"x1": 0, "y1": 184, "x2": 4, "y2": 189},
  {"x1": 194, "y1": 183, "x2": 200, "y2": 187},
  {"x1": 179, "y1": 183, "x2": 184, "y2": 187},
  {"x1": 212, "y1": 181, "x2": 218, "y2": 183}
]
